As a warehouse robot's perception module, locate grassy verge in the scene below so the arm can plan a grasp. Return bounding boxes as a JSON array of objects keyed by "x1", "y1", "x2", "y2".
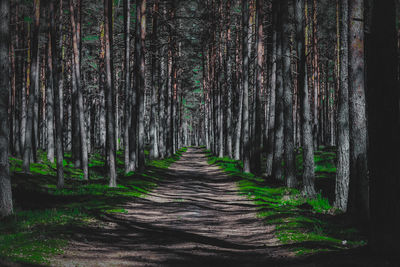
[
  {"x1": 0, "y1": 147, "x2": 187, "y2": 265},
  {"x1": 205, "y1": 148, "x2": 366, "y2": 256}
]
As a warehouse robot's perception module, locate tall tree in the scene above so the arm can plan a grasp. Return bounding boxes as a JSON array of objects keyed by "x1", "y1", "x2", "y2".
[
  {"x1": 281, "y1": 0, "x2": 297, "y2": 188},
  {"x1": 295, "y1": 0, "x2": 316, "y2": 196},
  {"x1": 334, "y1": 0, "x2": 350, "y2": 211},
  {"x1": 123, "y1": 0, "x2": 132, "y2": 172},
  {"x1": 23, "y1": 0, "x2": 40, "y2": 172},
  {"x1": 104, "y1": 0, "x2": 117, "y2": 187},
  {"x1": 253, "y1": 0, "x2": 264, "y2": 174},
  {"x1": 69, "y1": 0, "x2": 89, "y2": 180},
  {"x1": 348, "y1": 0, "x2": 369, "y2": 218},
  {"x1": 265, "y1": 1, "x2": 278, "y2": 177},
  {"x1": 150, "y1": 0, "x2": 159, "y2": 159},
  {"x1": 367, "y1": 0, "x2": 399, "y2": 255},
  {"x1": 46, "y1": 8, "x2": 55, "y2": 164},
  {"x1": 0, "y1": 0, "x2": 13, "y2": 217},
  {"x1": 272, "y1": 2, "x2": 284, "y2": 181},
  {"x1": 242, "y1": 0, "x2": 250, "y2": 173},
  {"x1": 136, "y1": 0, "x2": 147, "y2": 172},
  {"x1": 50, "y1": 0, "x2": 64, "y2": 189}
]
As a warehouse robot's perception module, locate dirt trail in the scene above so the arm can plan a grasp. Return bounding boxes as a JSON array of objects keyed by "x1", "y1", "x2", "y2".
[{"x1": 51, "y1": 148, "x2": 294, "y2": 266}]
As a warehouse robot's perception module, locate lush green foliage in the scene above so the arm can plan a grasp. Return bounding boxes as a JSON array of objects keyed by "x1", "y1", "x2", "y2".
[
  {"x1": 206, "y1": 149, "x2": 366, "y2": 256},
  {"x1": 1, "y1": 148, "x2": 186, "y2": 265}
]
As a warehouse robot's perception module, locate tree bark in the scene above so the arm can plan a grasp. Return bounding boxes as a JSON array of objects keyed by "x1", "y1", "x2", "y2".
[
  {"x1": 265, "y1": 1, "x2": 278, "y2": 177},
  {"x1": 69, "y1": 0, "x2": 88, "y2": 180},
  {"x1": 136, "y1": 0, "x2": 146, "y2": 172},
  {"x1": 0, "y1": 0, "x2": 13, "y2": 217},
  {"x1": 281, "y1": 0, "x2": 297, "y2": 188},
  {"x1": 150, "y1": 0, "x2": 159, "y2": 159},
  {"x1": 242, "y1": 0, "x2": 250, "y2": 172},
  {"x1": 272, "y1": 2, "x2": 284, "y2": 181},
  {"x1": 23, "y1": 0, "x2": 40, "y2": 172},
  {"x1": 295, "y1": 0, "x2": 316, "y2": 196},
  {"x1": 46, "y1": 22, "x2": 55, "y2": 164},
  {"x1": 348, "y1": 0, "x2": 369, "y2": 219},
  {"x1": 334, "y1": 0, "x2": 350, "y2": 211},
  {"x1": 104, "y1": 0, "x2": 117, "y2": 187},
  {"x1": 253, "y1": 0, "x2": 264, "y2": 174},
  {"x1": 123, "y1": 0, "x2": 132, "y2": 172}
]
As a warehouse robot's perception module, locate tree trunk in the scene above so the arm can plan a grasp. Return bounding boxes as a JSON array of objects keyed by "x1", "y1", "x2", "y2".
[
  {"x1": 158, "y1": 1, "x2": 167, "y2": 158},
  {"x1": 334, "y1": 0, "x2": 350, "y2": 211},
  {"x1": 23, "y1": 0, "x2": 40, "y2": 172},
  {"x1": 348, "y1": 0, "x2": 369, "y2": 219},
  {"x1": 0, "y1": 0, "x2": 13, "y2": 217},
  {"x1": 123, "y1": 0, "x2": 131, "y2": 172},
  {"x1": 46, "y1": 27, "x2": 55, "y2": 164},
  {"x1": 253, "y1": 0, "x2": 264, "y2": 174},
  {"x1": 295, "y1": 0, "x2": 316, "y2": 196},
  {"x1": 281, "y1": 0, "x2": 297, "y2": 188},
  {"x1": 104, "y1": 0, "x2": 117, "y2": 187},
  {"x1": 265, "y1": 1, "x2": 278, "y2": 177},
  {"x1": 272, "y1": 2, "x2": 284, "y2": 181},
  {"x1": 48, "y1": 0, "x2": 64, "y2": 189},
  {"x1": 136, "y1": 0, "x2": 146, "y2": 172},
  {"x1": 150, "y1": 0, "x2": 159, "y2": 159},
  {"x1": 69, "y1": 0, "x2": 88, "y2": 180},
  {"x1": 242, "y1": 0, "x2": 250, "y2": 173}
]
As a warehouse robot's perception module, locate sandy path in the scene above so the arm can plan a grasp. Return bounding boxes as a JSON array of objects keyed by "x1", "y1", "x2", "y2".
[{"x1": 51, "y1": 148, "x2": 292, "y2": 267}]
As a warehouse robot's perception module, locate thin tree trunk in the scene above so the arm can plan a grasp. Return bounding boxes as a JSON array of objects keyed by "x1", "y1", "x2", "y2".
[
  {"x1": 123, "y1": 0, "x2": 131, "y2": 172},
  {"x1": 265, "y1": 1, "x2": 278, "y2": 176},
  {"x1": 242, "y1": 0, "x2": 250, "y2": 172},
  {"x1": 136, "y1": 0, "x2": 146, "y2": 172},
  {"x1": 99, "y1": 22, "x2": 106, "y2": 153},
  {"x1": 46, "y1": 25, "x2": 55, "y2": 164},
  {"x1": 23, "y1": 0, "x2": 40, "y2": 172},
  {"x1": 49, "y1": 0, "x2": 64, "y2": 189},
  {"x1": 0, "y1": 0, "x2": 13, "y2": 217},
  {"x1": 272, "y1": 1, "x2": 284, "y2": 181},
  {"x1": 254, "y1": 0, "x2": 264, "y2": 174},
  {"x1": 150, "y1": 0, "x2": 159, "y2": 159},
  {"x1": 104, "y1": 0, "x2": 117, "y2": 187},
  {"x1": 234, "y1": 28, "x2": 242, "y2": 161},
  {"x1": 158, "y1": 1, "x2": 167, "y2": 158},
  {"x1": 225, "y1": 0, "x2": 232, "y2": 158}
]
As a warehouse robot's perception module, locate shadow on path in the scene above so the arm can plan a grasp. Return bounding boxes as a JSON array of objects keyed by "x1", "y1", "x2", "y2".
[{"x1": 50, "y1": 148, "x2": 392, "y2": 267}]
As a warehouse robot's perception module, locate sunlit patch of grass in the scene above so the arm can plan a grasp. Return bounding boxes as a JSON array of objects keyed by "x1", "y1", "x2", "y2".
[
  {"x1": 307, "y1": 193, "x2": 332, "y2": 213},
  {"x1": 205, "y1": 150, "x2": 366, "y2": 256},
  {"x1": 105, "y1": 208, "x2": 128, "y2": 214},
  {"x1": 296, "y1": 146, "x2": 337, "y2": 179}
]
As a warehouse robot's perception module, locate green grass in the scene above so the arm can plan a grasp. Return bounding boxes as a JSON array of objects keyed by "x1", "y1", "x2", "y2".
[
  {"x1": 205, "y1": 148, "x2": 366, "y2": 256},
  {"x1": 1, "y1": 147, "x2": 187, "y2": 265},
  {"x1": 296, "y1": 146, "x2": 337, "y2": 178}
]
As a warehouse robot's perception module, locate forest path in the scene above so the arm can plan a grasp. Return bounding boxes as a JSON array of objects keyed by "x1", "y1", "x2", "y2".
[{"x1": 51, "y1": 148, "x2": 294, "y2": 267}]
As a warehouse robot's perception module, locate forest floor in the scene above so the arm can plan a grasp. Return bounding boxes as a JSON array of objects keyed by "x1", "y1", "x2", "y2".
[{"x1": 0, "y1": 148, "x2": 396, "y2": 266}]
